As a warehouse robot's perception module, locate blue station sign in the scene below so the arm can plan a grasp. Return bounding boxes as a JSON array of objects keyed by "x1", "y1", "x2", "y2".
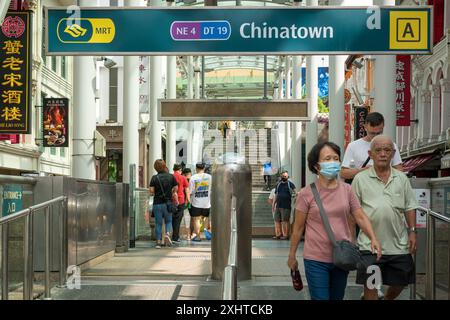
[{"x1": 45, "y1": 6, "x2": 432, "y2": 55}]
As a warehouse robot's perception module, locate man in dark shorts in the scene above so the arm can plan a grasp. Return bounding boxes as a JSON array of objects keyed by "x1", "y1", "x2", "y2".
[
  {"x1": 352, "y1": 135, "x2": 418, "y2": 300},
  {"x1": 274, "y1": 171, "x2": 296, "y2": 240},
  {"x1": 189, "y1": 163, "x2": 212, "y2": 242}
]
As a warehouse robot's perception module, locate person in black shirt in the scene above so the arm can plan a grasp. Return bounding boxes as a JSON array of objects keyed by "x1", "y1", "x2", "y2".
[
  {"x1": 149, "y1": 159, "x2": 178, "y2": 248},
  {"x1": 274, "y1": 171, "x2": 296, "y2": 240}
]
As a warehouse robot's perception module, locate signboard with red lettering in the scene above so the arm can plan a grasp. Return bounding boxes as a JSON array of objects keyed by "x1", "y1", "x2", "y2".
[
  {"x1": 43, "y1": 98, "x2": 69, "y2": 147},
  {"x1": 0, "y1": 11, "x2": 32, "y2": 133},
  {"x1": 396, "y1": 55, "x2": 411, "y2": 126},
  {"x1": 344, "y1": 104, "x2": 351, "y2": 150}
]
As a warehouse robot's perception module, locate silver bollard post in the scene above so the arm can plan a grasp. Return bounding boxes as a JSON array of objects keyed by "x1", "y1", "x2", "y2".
[
  {"x1": 410, "y1": 253, "x2": 416, "y2": 300},
  {"x1": 23, "y1": 212, "x2": 33, "y2": 300},
  {"x1": 222, "y1": 266, "x2": 237, "y2": 300},
  {"x1": 58, "y1": 200, "x2": 66, "y2": 287},
  {"x1": 2, "y1": 224, "x2": 9, "y2": 300},
  {"x1": 425, "y1": 212, "x2": 435, "y2": 300},
  {"x1": 44, "y1": 206, "x2": 52, "y2": 300}
]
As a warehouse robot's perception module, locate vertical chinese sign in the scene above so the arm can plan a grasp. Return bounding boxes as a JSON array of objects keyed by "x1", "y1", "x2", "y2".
[
  {"x1": 396, "y1": 55, "x2": 411, "y2": 126},
  {"x1": 43, "y1": 98, "x2": 69, "y2": 147},
  {"x1": 354, "y1": 106, "x2": 368, "y2": 140},
  {"x1": 0, "y1": 11, "x2": 32, "y2": 134},
  {"x1": 344, "y1": 104, "x2": 351, "y2": 150}
]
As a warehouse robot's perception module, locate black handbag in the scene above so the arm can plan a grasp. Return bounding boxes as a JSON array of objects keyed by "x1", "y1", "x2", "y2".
[
  {"x1": 156, "y1": 175, "x2": 178, "y2": 214},
  {"x1": 310, "y1": 183, "x2": 364, "y2": 272}
]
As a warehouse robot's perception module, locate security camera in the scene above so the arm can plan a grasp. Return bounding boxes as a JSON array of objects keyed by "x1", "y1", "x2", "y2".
[{"x1": 103, "y1": 58, "x2": 117, "y2": 69}]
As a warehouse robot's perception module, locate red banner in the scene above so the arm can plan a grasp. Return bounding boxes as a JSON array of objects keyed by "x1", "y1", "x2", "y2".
[
  {"x1": 396, "y1": 55, "x2": 411, "y2": 126},
  {"x1": 344, "y1": 104, "x2": 351, "y2": 150}
]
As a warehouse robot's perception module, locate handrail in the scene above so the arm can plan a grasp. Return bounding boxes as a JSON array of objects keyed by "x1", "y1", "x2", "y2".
[
  {"x1": 222, "y1": 196, "x2": 238, "y2": 300},
  {"x1": 412, "y1": 206, "x2": 450, "y2": 300},
  {"x1": 0, "y1": 174, "x2": 37, "y2": 185},
  {"x1": 1, "y1": 196, "x2": 67, "y2": 300},
  {"x1": 0, "y1": 196, "x2": 66, "y2": 225}
]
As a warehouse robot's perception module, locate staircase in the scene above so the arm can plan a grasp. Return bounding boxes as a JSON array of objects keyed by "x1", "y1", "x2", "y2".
[{"x1": 203, "y1": 125, "x2": 281, "y2": 237}]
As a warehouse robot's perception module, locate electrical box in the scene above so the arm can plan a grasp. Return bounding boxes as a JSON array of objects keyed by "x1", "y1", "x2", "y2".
[{"x1": 94, "y1": 130, "x2": 106, "y2": 158}]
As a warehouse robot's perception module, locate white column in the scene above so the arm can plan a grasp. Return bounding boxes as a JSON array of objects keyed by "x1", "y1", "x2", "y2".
[
  {"x1": 373, "y1": 0, "x2": 397, "y2": 142},
  {"x1": 122, "y1": 1, "x2": 142, "y2": 184},
  {"x1": 72, "y1": 0, "x2": 97, "y2": 179},
  {"x1": 186, "y1": 56, "x2": 194, "y2": 167},
  {"x1": 166, "y1": 55, "x2": 177, "y2": 172},
  {"x1": 328, "y1": 55, "x2": 346, "y2": 152},
  {"x1": 445, "y1": 0, "x2": 450, "y2": 34},
  {"x1": 192, "y1": 57, "x2": 203, "y2": 165},
  {"x1": 291, "y1": 55, "x2": 303, "y2": 188},
  {"x1": 419, "y1": 90, "x2": 431, "y2": 143},
  {"x1": 429, "y1": 84, "x2": 441, "y2": 142},
  {"x1": 305, "y1": 0, "x2": 319, "y2": 185},
  {"x1": 284, "y1": 56, "x2": 292, "y2": 173},
  {"x1": 148, "y1": 0, "x2": 164, "y2": 174},
  {"x1": 440, "y1": 79, "x2": 450, "y2": 139}
]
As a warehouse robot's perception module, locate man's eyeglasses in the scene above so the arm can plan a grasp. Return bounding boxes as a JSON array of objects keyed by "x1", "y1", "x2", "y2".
[
  {"x1": 373, "y1": 148, "x2": 393, "y2": 154},
  {"x1": 367, "y1": 131, "x2": 383, "y2": 136}
]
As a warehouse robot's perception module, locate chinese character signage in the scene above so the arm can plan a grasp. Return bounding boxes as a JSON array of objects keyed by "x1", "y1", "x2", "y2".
[
  {"x1": 43, "y1": 98, "x2": 69, "y2": 147},
  {"x1": 354, "y1": 106, "x2": 368, "y2": 141},
  {"x1": 0, "y1": 11, "x2": 31, "y2": 134},
  {"x1": 2, "y1": 185, "x2": 23, "y2": 217},
  {"x1": 396, "y1": 55, "x2": 411, "y2": 126},
  {"x1": 344, "y1": 104, "x2": 351, "y2": 150}
]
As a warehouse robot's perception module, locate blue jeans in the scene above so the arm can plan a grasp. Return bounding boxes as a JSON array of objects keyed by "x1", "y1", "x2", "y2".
[
  {"x1": 153, "y1": 203, "x2": 172, "y2": 241},
  {"x1": 304, "y1": 259, "x2": 349, "y2": 300}
]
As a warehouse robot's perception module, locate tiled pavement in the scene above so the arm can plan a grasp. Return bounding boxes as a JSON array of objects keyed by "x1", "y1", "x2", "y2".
[{"x1": 50, "y1": 239, "x2": 412, "y2": 300}]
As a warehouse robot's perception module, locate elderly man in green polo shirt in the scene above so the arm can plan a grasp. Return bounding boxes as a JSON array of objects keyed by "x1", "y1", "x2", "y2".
[{"x1": 352, "y1": 135, "x2": 418, "y2": 300}]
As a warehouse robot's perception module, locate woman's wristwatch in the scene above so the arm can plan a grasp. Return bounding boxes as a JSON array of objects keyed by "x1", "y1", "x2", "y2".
[{"x1": 408, "y1": 227, "x2": 418, "y2": 234}]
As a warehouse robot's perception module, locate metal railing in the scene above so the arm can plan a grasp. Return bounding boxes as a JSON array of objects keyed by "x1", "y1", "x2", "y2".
[
  {"x1": 222, "y1": 196, "x2": 238, "y2": 300},
  {"x1": 1, "y1": 196, "x2": 67, "y2": 300},
  {"x1": 412, "y1": 206, "x2": 450, "y2": 300}
]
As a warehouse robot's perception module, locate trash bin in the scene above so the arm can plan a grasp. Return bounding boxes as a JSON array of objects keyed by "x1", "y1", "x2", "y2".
[{"x1": 211, "y1": 159, "x2": 252, "y2": 281}]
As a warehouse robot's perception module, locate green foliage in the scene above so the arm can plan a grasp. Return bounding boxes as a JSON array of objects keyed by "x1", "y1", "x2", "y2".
[{"x1": 318, "y1": 97, "x2": 328, "y2": 113}]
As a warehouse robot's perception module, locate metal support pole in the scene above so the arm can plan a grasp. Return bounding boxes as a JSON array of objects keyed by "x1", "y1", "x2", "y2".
[
  {"x1": 425, "y1": 212, "x2": 435, "y2": 300},
  {"x1": 129, "y1": 164, "x2": 136, "y2": 248},
  {"x1": 201, "y1": 56, "x2": 205, "y2": 99},
  {"x1": 2, "y1": 224, "x2": 9, "y2": 300},
  {"x1": 23, "y1": 212, "x2": 33, "y2": 300},
  {"x1": 448, "y1": 226, "x2": 450, "y2": 300},
  {"x1": 222, "y1": 266, "x2": 237, "y2": 300},
  {"x1": 44, "y1": 206, "x2": 51, "y2": 300},
  {"x1": 263, "y1": 55, "x2": 268, "y2": 99},
  {"x1": 58, "y1": 200, "x2": 66, "y2": 287},
  {"x1": 410, "y1": 253, "x2": 416, "y2": 300}
]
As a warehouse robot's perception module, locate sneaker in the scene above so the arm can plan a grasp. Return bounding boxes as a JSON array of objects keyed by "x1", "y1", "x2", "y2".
[
  {"x1": 155, "y1": 244, "x2": 161, "y2": 249},
  {"x1": 164, "y1": 234, "x2": 173, "y2": 246},
  {"x1": 173, "y1": 239, "x2": 181, "y2": 244},
  {"x1": 191, "y1": 236, "x2": 202, "y2": 242}
]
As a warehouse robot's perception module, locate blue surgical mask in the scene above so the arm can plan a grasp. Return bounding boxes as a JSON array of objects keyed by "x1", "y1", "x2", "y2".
[{"x1": 319, "y1": 162, "x2": 341, "y2": 180}]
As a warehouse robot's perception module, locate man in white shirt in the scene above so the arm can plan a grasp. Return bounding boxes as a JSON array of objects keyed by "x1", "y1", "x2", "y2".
[
  {"x1": 341, "y1": 112, "x2": 403, "y2": 182},
  {"x1": 189, "y1": 162, "x2": 212, "y2": 242}
]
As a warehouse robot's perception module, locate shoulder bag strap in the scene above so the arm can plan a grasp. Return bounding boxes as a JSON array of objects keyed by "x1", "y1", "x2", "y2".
[
  {"x1": 310, "y1": 183, "x2": 337, "y2": 247},
  {"x1": 156, "y1": 175, "x2": 169, "y2": 202},
  {"x1": 361, "y1": 156, "x2": 371, "y2": 168}
]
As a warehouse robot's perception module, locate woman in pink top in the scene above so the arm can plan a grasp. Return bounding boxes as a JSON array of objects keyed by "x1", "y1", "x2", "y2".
[{"x1": 287, "y1": 141, "x2": 381, "y2": 300}]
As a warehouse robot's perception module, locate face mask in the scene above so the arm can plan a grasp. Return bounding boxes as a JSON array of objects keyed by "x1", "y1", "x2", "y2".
[{"x1": 319, "y1": 162, "x2": 341, "y2": 180}]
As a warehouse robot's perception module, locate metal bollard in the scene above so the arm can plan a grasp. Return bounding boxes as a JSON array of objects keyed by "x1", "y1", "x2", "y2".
[
  {"x1": 23, "y1": 212, "x2": 34, "y2": 300},
  {"x1": 58, "y1": 200, "x2": 66, "y2": 287},
  {"x1": 425, "y1": 212, "x2": 435, "y2": 300},
  {"x1": 44, "y1": 206, "x2": 52, "y2": 300},
  {"x1": 222, "y1": 266, "x2": 237, "y2": 300}
]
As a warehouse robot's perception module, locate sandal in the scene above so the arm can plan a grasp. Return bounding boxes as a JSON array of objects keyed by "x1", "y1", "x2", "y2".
[{"x1": 272, "y1": 236, "x2": 281, "y2": 240}]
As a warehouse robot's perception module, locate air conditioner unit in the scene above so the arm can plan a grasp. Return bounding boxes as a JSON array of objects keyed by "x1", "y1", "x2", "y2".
[{"x1": 94, "y1": 130, "x2": 106, "y2": 158}]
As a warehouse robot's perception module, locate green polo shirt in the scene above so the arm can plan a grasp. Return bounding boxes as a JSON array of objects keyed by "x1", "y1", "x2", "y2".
[{"x1": 352, "y1": 167, "x2": 418, "y2": 255}]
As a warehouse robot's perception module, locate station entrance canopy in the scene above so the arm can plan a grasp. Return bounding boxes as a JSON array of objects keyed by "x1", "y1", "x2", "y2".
[{"x1": 45, "y1": 6, "x2": 433, "y2": 56}]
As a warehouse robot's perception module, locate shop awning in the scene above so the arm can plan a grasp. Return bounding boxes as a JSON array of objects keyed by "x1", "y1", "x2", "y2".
[{"x1": 402, "y1": 154, "x2": 436, "y2": 173}]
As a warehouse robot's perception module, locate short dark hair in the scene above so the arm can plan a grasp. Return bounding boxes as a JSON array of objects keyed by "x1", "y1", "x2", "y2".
[
  {"x1": 196, "y1": 162, "x2": 205, "y2": 170},
  {"x1": 307, "y1": 141, "x2": 341, "y2": 175},
  {"x1": 182, "y1": 168, "x2": 192, "y2": 176},
  {"x1": 365, "y1": 112, "x2": 384, "y2": 127},
  {"x1": 173, "y1": 163, "x2": 182, "y2": 172},
  {"x1": 281, "y1": 170, "x2": 289, "y2": 175}
]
